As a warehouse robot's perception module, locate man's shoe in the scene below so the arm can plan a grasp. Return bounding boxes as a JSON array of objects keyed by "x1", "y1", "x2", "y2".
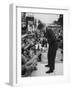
[
  {"x1": 45, "y1": 65, "x2": 49, "y2": 67},
  {"x1": 46, "y1": 70, "x2": 53, "y2": 74}
]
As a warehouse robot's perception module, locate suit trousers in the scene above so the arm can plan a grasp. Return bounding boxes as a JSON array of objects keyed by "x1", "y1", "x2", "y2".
[{"x1": 47, "y1": 43, "x2": 57, "y2": 71}]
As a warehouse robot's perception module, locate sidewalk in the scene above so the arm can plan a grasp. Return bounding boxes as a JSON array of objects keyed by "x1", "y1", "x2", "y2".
[
  {"x1": 31, "y1": 62, "x2": 63, "y2": 76},
  {"x1": 31, "y1": 49, "x2": 63, "y2": 76}
]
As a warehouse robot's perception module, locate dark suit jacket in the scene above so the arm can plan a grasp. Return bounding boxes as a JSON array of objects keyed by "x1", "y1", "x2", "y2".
[{"x1": 45, "y1": 28, "x2": 57, "y2": 45}]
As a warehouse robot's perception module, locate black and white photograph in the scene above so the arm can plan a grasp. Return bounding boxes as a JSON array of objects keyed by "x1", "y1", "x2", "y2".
[{"x1": 21, "y1": 12, "x2": 63, "y2": 77}]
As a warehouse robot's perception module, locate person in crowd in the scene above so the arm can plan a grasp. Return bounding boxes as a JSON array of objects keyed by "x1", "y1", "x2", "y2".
[{"x1": 45, "y1": 28, "x2": 58, "y2": 73}]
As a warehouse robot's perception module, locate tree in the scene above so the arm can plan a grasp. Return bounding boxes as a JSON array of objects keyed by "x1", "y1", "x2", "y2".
[
  {"x1": 58, "y1": 14, "x2": 63, "y2": 26},
  {"x1": 38, "y1": 20, "x2": 44, "y2": 30}
]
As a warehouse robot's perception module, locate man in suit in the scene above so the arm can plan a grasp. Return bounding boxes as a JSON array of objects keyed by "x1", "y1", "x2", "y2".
[{"x1": 45, "y1": 28, "x2": 58, "y2": 73}]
